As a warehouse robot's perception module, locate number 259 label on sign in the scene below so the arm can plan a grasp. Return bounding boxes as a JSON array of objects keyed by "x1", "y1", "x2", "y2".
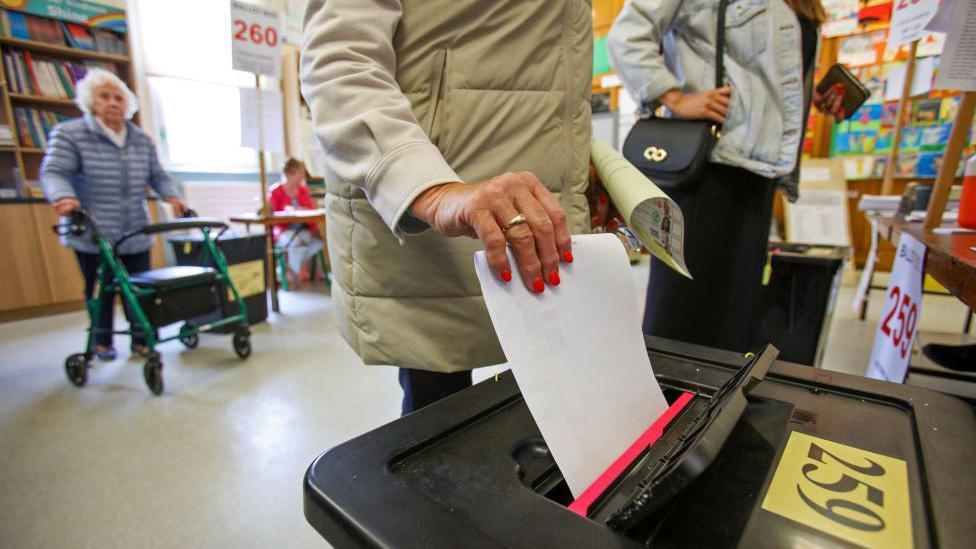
[
  {"x1": 867, "y1": 233, "x2": 926, "y2": 384},
  {"x1": 762, "y1": 431, "x2": 912, "y2": 549},
  {"x1": 880, "y1": 285, "x2": 918, "y2": 360}
]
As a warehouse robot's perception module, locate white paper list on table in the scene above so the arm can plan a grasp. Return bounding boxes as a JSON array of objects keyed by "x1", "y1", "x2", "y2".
[{"x1": 473, "y1": 233, "x2": 669, "y2": 497}]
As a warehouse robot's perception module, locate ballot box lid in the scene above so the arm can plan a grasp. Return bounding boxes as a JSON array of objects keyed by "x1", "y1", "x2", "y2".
[{"x1": 304, "y1": 337, "x2": 976, "y2": 548}]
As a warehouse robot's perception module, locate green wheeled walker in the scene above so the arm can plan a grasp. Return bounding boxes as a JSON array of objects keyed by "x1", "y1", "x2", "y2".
[{"x1": 54, "y1": 208, "x2": 251, "y2": 395}]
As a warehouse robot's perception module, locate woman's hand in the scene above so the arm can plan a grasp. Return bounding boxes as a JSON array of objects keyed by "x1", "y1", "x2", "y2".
[
  {"x1": 814, "y1": 83, "x2": 846, "y2": 119},
  {"x1": 166, "y1": 196, "x2": 189, "y2": 216},
  {"x1": 661, "y1": 87, "x2": 732, "y2": 124},
  {"x1": 54, "y1": 198, "x2": 80, "y2": 216},
  {"x1": 409, "y1": 172, "x2": 573, "y2": 293}
]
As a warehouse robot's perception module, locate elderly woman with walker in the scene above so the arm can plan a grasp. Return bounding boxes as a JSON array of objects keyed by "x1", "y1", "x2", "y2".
[{"x1": 40, "y1": 68, "x2": 187, "y2": 361}]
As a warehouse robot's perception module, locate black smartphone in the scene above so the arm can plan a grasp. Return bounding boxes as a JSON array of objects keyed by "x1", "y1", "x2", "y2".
[{"x1": 815, "y1": 64, "x2": 870, "y2": 120}]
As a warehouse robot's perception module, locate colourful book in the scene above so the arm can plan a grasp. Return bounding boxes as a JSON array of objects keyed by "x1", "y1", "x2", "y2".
[
  {"x1": 15, "y1": 53, "x2": 31, "y2": 94},
  {"x1": 14, "y1": 108, "x2": 34, "y2": 148},
  {"x1": 21, "y1": 51, "x2": 42, "y2": 96},
  {"x1": 62, "y1": 22, "x2": 95, "y2": 50},
  {"x1": 44, "y1": 62, "x2": 65, "y2": 98},
  {"x1": 44, "y1": 17, "x2": 65, "y2": 46},
  {"x1": 5, "y1": 11, "x2": 29, "y2": 40},
  {"x1": 2, "y1": 53, "x2": 16, "y2": 93},
  {"x1": 10, "y1": 53, "x2": 24, "y2": 94},
  {"x1": 52, "y1": 62, "x2": 74, "y2": 98},
  {"x1": 34, "y1": 60, "x2": 53, "y2": 96},
  {"x1": 29, "y1": 110, "x2": 46, "y2": 148}
]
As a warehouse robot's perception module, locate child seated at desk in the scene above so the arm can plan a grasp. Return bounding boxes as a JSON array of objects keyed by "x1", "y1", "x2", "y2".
[{"x1": 268, "y1": 158, "x2": 324, "y2": 285}]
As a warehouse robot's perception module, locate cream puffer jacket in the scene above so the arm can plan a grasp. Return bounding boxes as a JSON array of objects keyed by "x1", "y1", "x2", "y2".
[{"x1": 301, "y1": 0, "x2": 593, "y2": 372}]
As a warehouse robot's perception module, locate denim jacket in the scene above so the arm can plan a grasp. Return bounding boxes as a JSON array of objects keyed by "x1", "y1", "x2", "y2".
[{"x1": 608, "y1": 0, "x2": 814, "y2": 182}]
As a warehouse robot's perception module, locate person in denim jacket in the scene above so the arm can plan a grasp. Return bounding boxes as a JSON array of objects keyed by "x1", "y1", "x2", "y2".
[{"x1": 609, "y1": 0, "x2": 843, "y2": 352}]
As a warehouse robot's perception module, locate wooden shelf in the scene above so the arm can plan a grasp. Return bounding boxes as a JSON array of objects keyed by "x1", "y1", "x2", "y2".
[
  {"x1": 0, "y1": 145, "x2": 16, "y2": 152},
  {"x1": 8, "y1": 94, "x2": 78, "y2": 108},
  {"x1": 18, "y1": 147, "x2": 45, "y2": 154},
  {"x1": 0, "y1": 36, "x2": 129, "y2": 63}
]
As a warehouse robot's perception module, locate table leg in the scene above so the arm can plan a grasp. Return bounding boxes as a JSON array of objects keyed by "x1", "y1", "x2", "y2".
[{"x1": 265, "y1": 230, "x2": 279, "y2": 313}]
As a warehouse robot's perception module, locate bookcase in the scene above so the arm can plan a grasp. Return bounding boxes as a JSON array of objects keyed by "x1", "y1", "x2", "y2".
[
  {"x1": 0, "y1": 4, "x2": 150, "y2": 321},
  {"x1": 0, "y1": 6, "x2": 133, "y2": 198}
]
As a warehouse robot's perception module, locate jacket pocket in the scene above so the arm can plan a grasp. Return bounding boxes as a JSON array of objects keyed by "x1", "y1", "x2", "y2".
[
  {"x1": 426, "y1": 49, "x2": 451, "y2": 149},
  {"x1": 724, "y1": 0, "x2": 768, "y2": 65}
]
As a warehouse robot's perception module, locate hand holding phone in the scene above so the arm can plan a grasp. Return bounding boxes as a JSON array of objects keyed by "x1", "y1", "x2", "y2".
[{"x1": 815, "y1": 64, "x2": 869, "y2": 121}]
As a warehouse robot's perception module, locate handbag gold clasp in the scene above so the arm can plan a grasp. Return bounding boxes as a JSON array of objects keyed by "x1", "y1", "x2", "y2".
[{"x1": 643, "y1": 146, "x2": 668, "y2": 163}]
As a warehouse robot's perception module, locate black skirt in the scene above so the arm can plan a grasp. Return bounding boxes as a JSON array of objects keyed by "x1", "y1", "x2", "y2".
[{"x1": 642, "y1": 162, "x2": 776, "y2": 353}]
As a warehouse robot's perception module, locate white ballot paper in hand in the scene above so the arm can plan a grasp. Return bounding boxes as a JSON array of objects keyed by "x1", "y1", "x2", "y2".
[{"x1": 474, "y1": 233, "x2": 669, "y2": 497}]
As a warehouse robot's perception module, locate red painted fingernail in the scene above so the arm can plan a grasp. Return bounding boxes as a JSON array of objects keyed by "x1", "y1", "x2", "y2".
[
  {"x1": 501, "y1": 270, "x2": 512, "y2": 282},
  {"x1": 564, "y1": 251, "x2": 574, "y2": 263},
  {"x1": 533, "y1": 277, "x2": 545, "y2": 293},
  {"x1": 549, "y1": 271, "x2": 560, "y2": 286}
]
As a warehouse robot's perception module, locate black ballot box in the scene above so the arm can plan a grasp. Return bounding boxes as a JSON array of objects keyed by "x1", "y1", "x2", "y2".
[
  {"x1": 168, "y1": 233, "x2": 267, "y2": 329},
  {"x1": 759, "y1": 243, "x2": 848, "y2": 366},
  {"x1": 304, "y1": 337, "x2": 976, "y2": 549}
]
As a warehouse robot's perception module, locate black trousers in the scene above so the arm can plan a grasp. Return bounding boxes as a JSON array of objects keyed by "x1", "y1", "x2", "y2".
[
  {"x1": 75, "y1": 251, "x2": 153, "y2": 346},
  {"x1": 643, "y1": 163, "x2": 776, "y2": 353},
  {"x1": 399, "y1": 368, "x2": 472, "y2": 416}
]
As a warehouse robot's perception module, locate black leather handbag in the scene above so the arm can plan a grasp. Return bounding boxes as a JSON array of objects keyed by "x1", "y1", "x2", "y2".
[{"x1": 622, "y1": 0, "x2": 728, "y2": 190}]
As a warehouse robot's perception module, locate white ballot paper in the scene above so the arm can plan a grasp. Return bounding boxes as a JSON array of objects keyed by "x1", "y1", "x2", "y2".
[{"x1": 474, "y1": 233, "x2": 669, "y2": 497}]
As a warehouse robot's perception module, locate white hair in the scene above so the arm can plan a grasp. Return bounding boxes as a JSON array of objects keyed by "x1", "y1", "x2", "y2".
[{"x1": 74, "y1": 68, "x2": 139, "y2": 120}]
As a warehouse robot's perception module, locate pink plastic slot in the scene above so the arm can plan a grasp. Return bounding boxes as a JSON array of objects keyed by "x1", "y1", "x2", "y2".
[{"x1": 567, "y1": 391, "x2": 695, "y2": 517}]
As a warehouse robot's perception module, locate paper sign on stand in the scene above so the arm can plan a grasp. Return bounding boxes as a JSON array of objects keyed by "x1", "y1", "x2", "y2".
[
  {"x1": 240, "y1": 88, "x2": 285, "y2": 153},
  {"x1": 886, "y1": 0, "x2": 940, "y2": 49},
  {"x1": 785, "y1": 159, "x2": 852, "y2": 247},
  {"x1": 867, "y1": 233, "x2": 926, "y2": 383},
  {"x1": 884, "y1": 56, "x2": 936, "y2": 101},
  {"x1": 933, "y1": 0, "x2": 976, "y2": 91},
  {"x1": 231, "y1": 0, "x2": 282, "y2": 78},
  {"x1": 474, "y1": 234, "x2": 669, "y2": 497}
]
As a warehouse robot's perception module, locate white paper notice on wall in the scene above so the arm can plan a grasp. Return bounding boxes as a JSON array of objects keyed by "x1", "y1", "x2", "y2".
[
  {"x1": 867, "y1": 232, "x2": 926, "y2": 383},
  {"x1": 240, "y1": 88, "x2": 285, "y2": 153},
  {"x1": 887, "y1": 0, "x2": 940, "y2": 49},
  {"x1": 230, "y1": 0, "x2": 282, "y2": 78},
  {"x1": 786, "y1": 159, "x2": 851, "y2": 247},
  {"x1": 933, "y1": 0, "x2": 976, "y2": 91},
  {"x1": 473, "y1": 234, "x2": 669, "y2": 497},
  {"x1": 884, "y1": 56, "x2": 936, "y2": 101}
]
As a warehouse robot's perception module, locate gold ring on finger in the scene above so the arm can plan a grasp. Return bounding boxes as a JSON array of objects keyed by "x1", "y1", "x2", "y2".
[{"x1": 502, "y1": 213, "x2": 527, "y2": 233}]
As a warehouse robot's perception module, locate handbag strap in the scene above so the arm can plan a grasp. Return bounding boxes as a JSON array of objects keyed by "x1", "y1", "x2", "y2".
[{"x1": 715, "y1": 0, "x2": 727, "y2": 89}]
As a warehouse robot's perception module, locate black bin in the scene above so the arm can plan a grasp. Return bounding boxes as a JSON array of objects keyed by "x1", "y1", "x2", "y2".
[
  {"x1": 758, "y1": 243, "x2": 847, "y2": 366},
  {"x1": 168, "y1": 233, "x2": 267, "y2": 329},
  {"x1": 304, "y1": 337, "x2": 976, "y2": 548}
]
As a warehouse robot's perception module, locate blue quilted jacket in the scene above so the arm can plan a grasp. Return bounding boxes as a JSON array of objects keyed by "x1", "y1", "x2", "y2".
[{"x1": 40, "y1": 115, "x2": 179, "y2": 254}]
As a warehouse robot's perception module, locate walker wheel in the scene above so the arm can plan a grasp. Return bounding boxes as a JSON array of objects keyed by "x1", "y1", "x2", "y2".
[
  {"x1": 143, "y1": 357, "x2": 164, "y2": 396},
  {"x1": 179, "y1": 325, "x2": 199, "y2": 349},
  {"x1": 232, "y1": 330, "x2": 251, "y2": 359},
  {"x1": 64, "y1": 353, "x2": 89, "y2": 387}
]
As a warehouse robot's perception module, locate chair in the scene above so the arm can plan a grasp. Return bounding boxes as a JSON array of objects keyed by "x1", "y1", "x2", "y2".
[{"x1": 274, "y1": 230, "x2": 330, "y2": 291}]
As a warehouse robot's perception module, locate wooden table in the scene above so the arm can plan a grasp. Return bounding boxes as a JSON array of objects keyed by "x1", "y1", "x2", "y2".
[
  {"x1": 229, "y1": 210, "x2": 327, "y2": 313},
  {"x1": 877, "y1": 216, "x2": 976, "y2": 311}
]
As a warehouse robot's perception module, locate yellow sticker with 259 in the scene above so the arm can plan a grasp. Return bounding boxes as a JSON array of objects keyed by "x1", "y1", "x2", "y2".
[{"x1": 761, "y1": 431, "x2": 912, "y2": 548}]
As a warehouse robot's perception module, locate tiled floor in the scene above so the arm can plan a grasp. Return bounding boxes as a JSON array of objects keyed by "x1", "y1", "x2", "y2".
[{"x1": 0, "y1": 257, "x2": 971, "y2": 548}]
